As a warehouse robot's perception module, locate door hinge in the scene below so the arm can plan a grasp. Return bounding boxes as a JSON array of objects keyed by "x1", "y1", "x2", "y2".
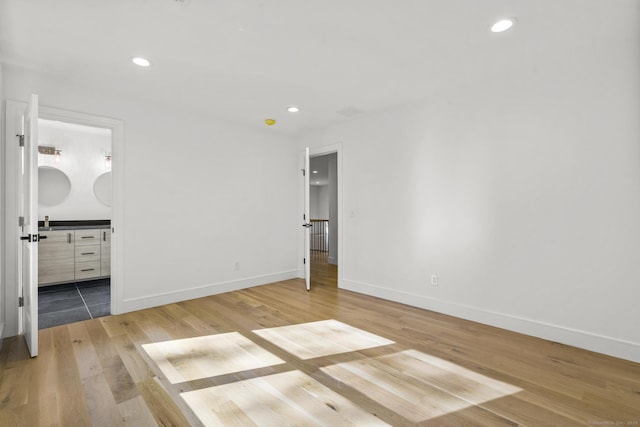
[
  {"x1": 301, "y1": 168, "x2": 306, "y2": 177},
  {"x1": 17, "y1": 134, "x2": 24, "y2": 147},
  {"x1": 303, "y1": 258, "x2": 306, "y2": 264},
  {"x1": 18, "y1": 216, "x2": 24, "y2": 227},
  {"x1": 18, "y1": 297, "x2": 24, "y2": 307},
  {"x1": 303, "y1": 213, "x2": 306, "y2": 220}
]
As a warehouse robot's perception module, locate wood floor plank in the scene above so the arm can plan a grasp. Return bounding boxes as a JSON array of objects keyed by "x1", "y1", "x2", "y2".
[
  {"x1": 35, "y1": 329, "x2": 60, "y2": 427},
  {"x1": 98, "y1": 314, "x2": 128, "y2": 338},
  {"x1": 51, "y1": 325, "x2": 93, "y2": 426},
  {"x1": 68, "y1": 321, "x2": 103, "y2": 379},
  {"x1": 101, "y1": 354, "x2": 139, "y2": 404},
  {"x1": 111, "y1": 334, "x2": 155, "y2": 384},
  {"x1": 81, "y1": 373, "x2": 123, "y2": 427},
  {"x1": 137, "y1": 377, "x2": 195, "y2": 427},
  {"x1": 118, "y1": 396, "x2": 158, "y2": 427}
]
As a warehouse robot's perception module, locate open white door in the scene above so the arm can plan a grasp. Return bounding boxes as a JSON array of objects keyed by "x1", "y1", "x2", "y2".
[
  {"x1": 303, "y1": 147, "x2": 311, "y2": 291},
  {"x1": 20, "y1": 94, "x2": 39, "y2": 357}
]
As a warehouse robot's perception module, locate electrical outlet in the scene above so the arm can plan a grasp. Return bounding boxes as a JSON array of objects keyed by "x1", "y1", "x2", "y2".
[
  {"x1": 234, "y1": 262, "x2": 240, "y2": 271},
  {"x1": 430, "y1": 274, "x2": 438, "y2": 286}
]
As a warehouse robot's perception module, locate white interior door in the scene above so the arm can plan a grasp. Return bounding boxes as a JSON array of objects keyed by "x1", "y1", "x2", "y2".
[
  {"x1": 20, "y1": 94, "x2": 39, "y2": 357},
  {"x1": 303, "y1": 147, "x2": 311, "y2": 291}
]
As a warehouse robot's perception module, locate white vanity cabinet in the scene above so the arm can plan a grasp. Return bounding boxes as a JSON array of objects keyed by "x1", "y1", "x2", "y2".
[{"x1": 38, "y1": 227, "x2": 110, "y2": 286}]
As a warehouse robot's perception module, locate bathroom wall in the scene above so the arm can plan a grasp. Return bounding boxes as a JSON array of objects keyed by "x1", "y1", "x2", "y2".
[{"x1": 37, "y1": 119, "x2": 111, "y2": 221}]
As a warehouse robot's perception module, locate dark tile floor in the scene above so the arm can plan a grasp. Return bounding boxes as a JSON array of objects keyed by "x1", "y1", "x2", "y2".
[{"x1": 38, "y1": 278, "x2": 110, "y2": 329}]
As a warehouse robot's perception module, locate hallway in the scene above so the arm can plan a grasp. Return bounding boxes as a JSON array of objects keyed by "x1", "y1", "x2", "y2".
[{"x1": 311, "y1": 250, "x2": 337, "y2": 288}]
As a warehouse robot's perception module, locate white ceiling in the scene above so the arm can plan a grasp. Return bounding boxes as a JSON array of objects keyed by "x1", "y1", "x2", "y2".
[{"x1": 0, "y1": 0, "x2": 636, "y2": 135}]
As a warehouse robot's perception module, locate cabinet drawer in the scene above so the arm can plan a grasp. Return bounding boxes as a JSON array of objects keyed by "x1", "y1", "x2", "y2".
[
  {"x1": 39, "y1": 230, "x2": 74, "y2": 285},
  {"x1": 75, "y1": 261, "x2": 101, "y2": 280},
  {"x1": 75, "y1": 229, "x2": 101, "y2": 246},
  {"x1": 75, "y1": 245, "x2": 100, "y2": 262},
  {"x1": 39, "y1": 263, "x2": 75, "y2": 286}
]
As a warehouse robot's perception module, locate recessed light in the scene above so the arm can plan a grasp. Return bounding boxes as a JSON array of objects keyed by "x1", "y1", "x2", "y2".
[
  {"x1": 315, "y1": 181, "x2": 320, "y2": 184},
  {"x1": 312, "y1": 170, "x2": 318, "y2": 174},
  {"x1": 132, "y1": 57, "x2": 151, "y2": 67},
  {"x1": 491, "y1": 18, "x2": 515, "y2": 33},
  {"x1": 287, "y1": 106, "x2": 300, "y2": 113}
]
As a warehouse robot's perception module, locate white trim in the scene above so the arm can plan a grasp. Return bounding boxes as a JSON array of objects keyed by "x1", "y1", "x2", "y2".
[
  {"x1": 120, "y1": 270, "x2": 299, "y2": 313},
  {"x1": 342, "y1": 278, "x2": 640, "y2": 363},
  {"x1": 4, "y1": 100, "x2": 26, "y2": 337},
  {"x1": 3, "y1": 100, "x2": 124, "y2": 337},
  {"x1": 308, "y1": 143, "x2": 343, "y2": 289}
]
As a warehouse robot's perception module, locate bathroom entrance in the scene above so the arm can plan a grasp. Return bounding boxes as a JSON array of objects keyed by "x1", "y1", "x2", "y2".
[
  {"x1": 7, "y1": 96, "x2": 123, "y2": 357},
  {"x1": 36, "y1": 119, "x2": 113, "y2": 329}
]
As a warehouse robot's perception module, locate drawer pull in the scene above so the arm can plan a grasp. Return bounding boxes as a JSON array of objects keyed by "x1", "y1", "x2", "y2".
[
  {"x1": 80, "y1": 268, "x2": 95, "y2": 272},
  {"x1": 81, "y1": 252, "x2": 95, "y2": 255},
  {"x1": 81, "y1": 236, "x2": 95, "y2": 239},
  {"x1": 68, "y1": 233, "x2": 72, "y2": 243},
  {"x1": 103, "y1": 231, "x2": 106, "y2": 241}
]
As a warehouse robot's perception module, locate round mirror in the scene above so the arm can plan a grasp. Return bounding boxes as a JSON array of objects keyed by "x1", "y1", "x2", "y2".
[
  {"x1": 38, "y1": 166, "x2": 72, "y2": 206},
  {"x1": 94, "y1": 171, "x2": 112, "y2": 207}
]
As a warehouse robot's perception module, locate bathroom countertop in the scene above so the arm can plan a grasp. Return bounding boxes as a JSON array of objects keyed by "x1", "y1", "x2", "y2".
[
  {"x1": 38, "y1": 224, "x2": 110, "y2": 231},
  {"x1": 38, "y1": 220, "x2": 110, "y2": 231}
]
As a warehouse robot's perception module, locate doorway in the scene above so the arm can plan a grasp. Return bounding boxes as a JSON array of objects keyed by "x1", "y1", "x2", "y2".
[
  {"x1": 309, "y1": 153, "x2": 338, "y2": 287},
  {"x1": 36, "y1": 119, "x2": 113, "y2": 329},
  {"x1": 4, "y1": 99, "x2": 123, "y2": 354}
]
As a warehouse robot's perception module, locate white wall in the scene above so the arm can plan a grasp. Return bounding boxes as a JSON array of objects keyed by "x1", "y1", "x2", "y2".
[
  {"x1": 38, "y1": 119, "x2": 111, "y2": 221},
  {"x1": 310, "y1": 185, "x2": 329, "y2": 219},
  {"x1": 300, "y1": 35, "x2": 640, "y2": 362},
  {"x1": 2, "y1": 64, "x2": 299, "y2": 336}
]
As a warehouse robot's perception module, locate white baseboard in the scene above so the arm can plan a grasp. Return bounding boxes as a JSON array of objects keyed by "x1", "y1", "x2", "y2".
[
  {"x1": 120, "y1": 270, "x2": 299, "y2": 314},
  {"x1": 342, "y1": 278, "x2": 640, "y2": 364}
]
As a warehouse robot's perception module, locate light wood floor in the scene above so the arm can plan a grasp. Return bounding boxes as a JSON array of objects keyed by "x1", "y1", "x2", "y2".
[
  {"x1": 311, "y1": 250, "x2": 337, "y2": 287},
  {"x1": 1, "y1": 265, "x2": 639, "y2": 425}
]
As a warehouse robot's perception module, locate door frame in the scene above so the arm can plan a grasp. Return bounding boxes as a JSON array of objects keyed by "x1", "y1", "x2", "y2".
[
  {"x1": 3, "y1": 100, "x2": 124, "y2": 337},
  {"x1": 301, "y1": 143, "x2": 343, "y2": 289}
]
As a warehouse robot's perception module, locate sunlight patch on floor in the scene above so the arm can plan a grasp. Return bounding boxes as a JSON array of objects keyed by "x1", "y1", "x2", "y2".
[
  {"x1": 252, "y1": 319, "x2": 395, "y2": 359},
  {"x1": 321, "y1": 349, "x2": 522, "y2": 423},
  {"x1": 181, "y1": 370, "x2": 390, "y2": 426},
  {"x1": 141, "y1": 332, "x2": 285, "y2": 383}
]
